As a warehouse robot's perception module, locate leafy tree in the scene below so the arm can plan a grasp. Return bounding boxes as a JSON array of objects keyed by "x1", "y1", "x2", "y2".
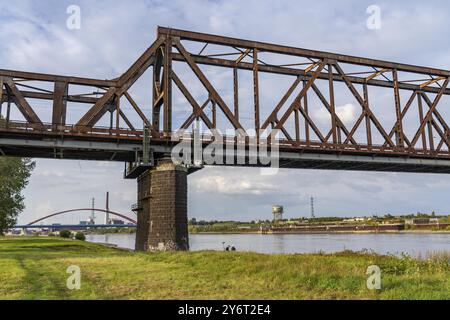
[
  {"x1": 59, "y1": 230, "x2": 72, "y2": 238},
  {"x1": 0, "y1": 158, "x2": 35, "y2": 235},
  {"x1": 75, "y1": 232, "x2": 86, "y2": 241}
]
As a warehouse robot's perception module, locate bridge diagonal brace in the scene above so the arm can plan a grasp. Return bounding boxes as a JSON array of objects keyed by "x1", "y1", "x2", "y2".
[
  {"x1": 420, "y1": 92, "x2": 450, "y2": 137},
  {"x1": 431, "y1": 119, "x2": 450, "y2": 152},
  {"x1": 119, "y1": 109, "x2": 136, "y2": 131},
  {"x1": 366, "y1": 68, "x2": 390, "y2": 81},
  {"x1": 173, "y1": 37, "x2": 245, "y2": 132},
  {"x1": 410, "y1": 77, "x2": 450, "y2": 148},
  {"x1": 311, "y1": 83, "x2": 357, "y2": 145},
  {"x1": 420, "y1": 77, "x2": 446, "y2": 89},
  {"x1": 296, "y1": 102, "x2": 326, "y2": 143},
  {"x1": 74, "y1": 37, "x2": 164, "y2": 130},
  {"x1": 420, "y1": 92, "x2": 450, "y2": 151},
  {"x1": 333, "y1": 63, "x2": 395, "y2": 147},
  {"x1": 261, "y1": 76, "x2": 302, "y2": 130},
  {"x1": 123, "y1": 92, "x2": 153, "y2": 129},
  {"x1": 4, "y1": 78, "x2": 43, "y2": 126},
  {"x1": 117, "y1": 36, "x2": 165, "y2": 91},
  {"x1": 75, "y1": 87, "x2": 117, "y2": 129},
  {"x1": 171, "y1": 71, "x2": 214, "y2": 130},
  {"x1": 382, "y1": 91, "x2": 417, "y2": 148},
  {"x1": 274, "y1": 61, "x2": 326, "y2": 131},
  {"x1": 343, "y1": 111, "x2": 367, "y2": 145},
  {"x1": 181, "y1": 98, "x2": 211, "y2": 130},
  {"x1": 272, "y1": 118, "x2": 294, "y2": 143}
]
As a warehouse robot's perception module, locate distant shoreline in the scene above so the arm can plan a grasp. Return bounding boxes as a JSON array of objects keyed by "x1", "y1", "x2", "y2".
[
  {"x1": 84, "y1": 229, "x2": 450, "y2": 236},
  {"x1": 180, "y1": 230, "x2": 450, "y2": 235}
]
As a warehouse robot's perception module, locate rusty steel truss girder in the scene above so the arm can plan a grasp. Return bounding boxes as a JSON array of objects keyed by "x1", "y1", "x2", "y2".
[{"x1": 1, "y1": 27, "x2": 450, "y2": 164}]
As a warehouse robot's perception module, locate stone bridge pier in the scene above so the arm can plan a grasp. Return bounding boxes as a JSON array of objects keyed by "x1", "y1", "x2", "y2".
[{"x1": 135, "y1": 158, "x2": 189, "y2": 252}]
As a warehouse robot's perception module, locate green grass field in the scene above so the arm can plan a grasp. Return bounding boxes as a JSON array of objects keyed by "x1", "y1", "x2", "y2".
[{"x1": 0, "y1": 237, "x2": 449, "y2": 300}]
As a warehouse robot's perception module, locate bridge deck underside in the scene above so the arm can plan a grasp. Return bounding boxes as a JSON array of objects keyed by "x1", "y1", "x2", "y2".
[
  {"x1": 2, "y1": 132, "x2": 450, "y2": 174},
  {"x1": 278, "y1": 159, "x2": 450, "y2": 174}
]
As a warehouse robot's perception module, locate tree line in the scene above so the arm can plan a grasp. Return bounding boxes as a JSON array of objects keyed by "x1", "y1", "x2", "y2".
[{"x1": 0, "y1": 158, "x2": 35, "y2": 235}]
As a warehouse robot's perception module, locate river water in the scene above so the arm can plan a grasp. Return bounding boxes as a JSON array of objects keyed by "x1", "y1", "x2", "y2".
[{"x1": 86, "y1": 233, "x2": 450, "y2": 257}]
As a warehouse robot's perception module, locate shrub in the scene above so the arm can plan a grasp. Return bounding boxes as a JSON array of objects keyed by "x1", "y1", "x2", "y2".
[
  {"x1": 59, "y1": 230, "x2": 72, "y2": 238},
  {"x1": 75, "y1": 232, "x2": 86, "y2": 241}
]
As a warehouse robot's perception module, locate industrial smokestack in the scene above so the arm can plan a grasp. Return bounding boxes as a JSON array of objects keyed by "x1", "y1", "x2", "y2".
[{"x1": 90, "y1": 198, "x2": 96, "y2": 225}]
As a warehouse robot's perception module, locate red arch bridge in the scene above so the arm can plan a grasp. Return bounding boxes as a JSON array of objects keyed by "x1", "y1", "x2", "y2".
[{"x1": 14, "y1": 208, "x2": 137, "y2": 230}]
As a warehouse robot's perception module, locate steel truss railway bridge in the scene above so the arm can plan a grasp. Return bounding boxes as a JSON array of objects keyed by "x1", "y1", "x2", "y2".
[{"x1": 2, "y1": 27, "x2": 450, "y2": 251}]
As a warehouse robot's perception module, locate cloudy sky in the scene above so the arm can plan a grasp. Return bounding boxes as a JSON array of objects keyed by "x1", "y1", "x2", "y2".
[{"x1": 2, "y1": 0, "x2": 450, "y2": 224}]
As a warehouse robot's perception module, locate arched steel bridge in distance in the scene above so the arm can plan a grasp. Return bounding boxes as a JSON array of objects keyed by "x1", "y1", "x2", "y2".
[{"x1": 15, "y1": 208, "x2": 137, "y2": 229}]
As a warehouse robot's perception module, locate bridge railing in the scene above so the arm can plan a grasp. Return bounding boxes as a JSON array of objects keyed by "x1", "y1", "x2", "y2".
[{"x1": 2, "y1": 118, "x2": 450, "y2": 160}]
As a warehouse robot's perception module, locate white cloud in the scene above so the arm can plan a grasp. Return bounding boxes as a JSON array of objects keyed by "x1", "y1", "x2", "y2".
[
  {"x1": 336, "y1": 104, "x2": 357, "y2": 124},
  {"x1": 192, "y1": 174, "x2": 275, "y2": 195},
  {"x1": 314, "y1": 103, "x2": 357, "y2": 126}
]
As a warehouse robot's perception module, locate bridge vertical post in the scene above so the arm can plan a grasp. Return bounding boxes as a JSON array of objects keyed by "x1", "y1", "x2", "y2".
[
  {"x1": 163, "y1": 37, "x2": 173, "y2": 135},
  {"x1": 152, "y1": 48, "x2": 163, "y2": 132},
  {"x1": 52, "y1": 81, "x2": 68, "y2": 131},
  {"x1": 135, "y1": 157, "x2": 189, "y2": 252},
  {"x1": 392, "y1": 69, "x2": 404, "y2": 148}
]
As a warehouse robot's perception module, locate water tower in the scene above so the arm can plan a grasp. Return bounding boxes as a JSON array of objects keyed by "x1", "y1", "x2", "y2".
[{"x1": 272, "y1": 205, "x2": 284, "y2": 221}]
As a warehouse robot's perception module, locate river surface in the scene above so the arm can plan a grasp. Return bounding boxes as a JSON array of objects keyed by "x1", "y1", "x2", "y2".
[{"x1": 86, "y1": 233, "x2": 450, "y2": 257}]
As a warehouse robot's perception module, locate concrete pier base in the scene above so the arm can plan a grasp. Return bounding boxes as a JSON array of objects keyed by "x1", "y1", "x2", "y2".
[{"x1": 135, "y1": 158, "x2": 189, "y2": 252}]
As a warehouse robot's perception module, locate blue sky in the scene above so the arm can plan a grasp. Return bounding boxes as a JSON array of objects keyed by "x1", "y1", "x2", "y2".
[{"x1": 2, "y1": 0, "x2": 450, "y2": 224}]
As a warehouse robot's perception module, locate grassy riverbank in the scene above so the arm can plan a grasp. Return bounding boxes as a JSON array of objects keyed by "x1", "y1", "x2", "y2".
[{"x1": 0, "y1": 237, "x2": 449, "y2": 300}]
